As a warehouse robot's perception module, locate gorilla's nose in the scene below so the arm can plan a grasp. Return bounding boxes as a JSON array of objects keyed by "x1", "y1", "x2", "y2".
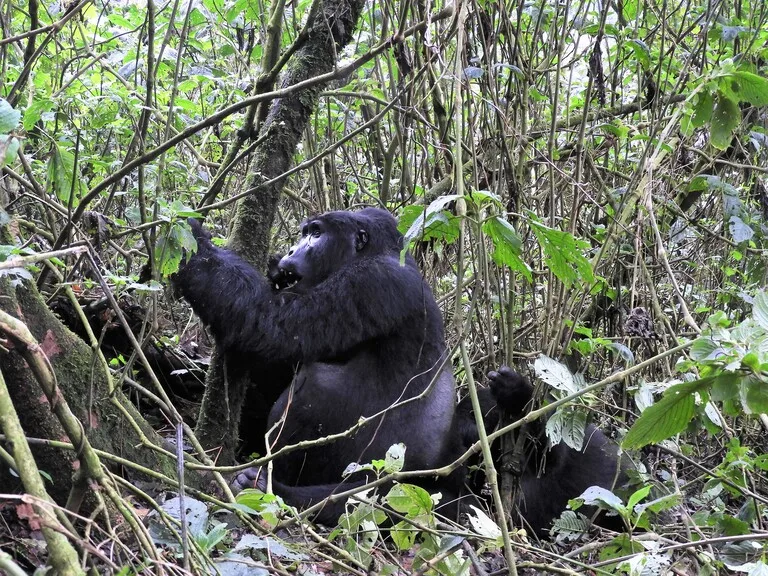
[{"x1": 278, "y1": 254, "x2": 298, "y2": 275}]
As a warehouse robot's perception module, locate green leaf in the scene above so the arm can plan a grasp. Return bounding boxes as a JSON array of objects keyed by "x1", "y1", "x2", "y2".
[
  {"x1": 710, "y1": 93, "x2": 740, "y2": 150},
  {"x1": 0, "y1": 99, "x2": 21, "y2": 133},
  {"x1": 635, "y1": 493, "x2": 681, "y2": 517},
  {"x1": 744, "y1": 376, "x2": 768, "y2": 413},
  {"x1": 711, "y1": 372, "x2": 741, "y2": 402},
  {"x1": 727, "y1": 71, "x2": 768, "y2": 106},
  {"x1": 753, "y1": 291, "x2": 768, "y2": 331},
  {"x1": 156, "y1": 221, "x2": 198, "y2": 277},
  {"x1": 621, "y1": 0, "x2": 638, "y2": 21},
  {"x1": 692, "y1": 91, "x2": 714, "y2": 127},
  {"x1": 623, "y1": 379, "x2": 706, "y2": 449},
  {"x1": 386, "y1": 484, "x2": 433, "y2": 516},
  {"x1": 46, "y1": 143, "x2": 85, "y2": 203},
  {"x1": 626, "y1": 39, "x2": 651, "y2": 70},
  {"x1": 402, "y1": 195, "x2": 461, "y2": 245},
  {"x1": 717, "y1": 515, "x2": 751, "y2": 536},
  {"x1": 23, "y1": 98, "x2": 54, "y2": 132},
  {"x1": 680, "y1": 113, "x2": 694, "y2": 137},
  {"x1": 390, "y1": 520, "x2": 416, "y2": 550},
  {"x1": 690, "y1": 336, "x2": 724, "y2": 361},
  {"x1": 626, "y1": 485, "x2": 651, "y2": 511},
  {"x1": 0, "y1": 135, "x2": 20, "y2": 168},
  {"x1": 531, "y1": 221, "x2": 594, "y2": 287},
  {"x1": 482, "y1": 216, "x2": 532, "y2": 282}
]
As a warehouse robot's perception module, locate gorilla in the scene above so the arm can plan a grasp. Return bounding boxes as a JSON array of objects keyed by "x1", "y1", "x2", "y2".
[
  {"x1": 478, "y1": 367, "x2": 626, "y2": 536},
  {"x1": 172, "y1": 208, "x2": 626, "y2": 534}
]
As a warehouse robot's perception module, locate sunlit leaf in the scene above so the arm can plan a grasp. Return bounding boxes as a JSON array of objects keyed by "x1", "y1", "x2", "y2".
[
  {"x1": 0, "y1": 99, "x2": 20, "y2": 133},
  {"x1": 482, "y1": 216, "x2": 532, "y2": 281},
  {"x1": 576, "y1": 486, "x2": 624, "y2": 513},
  {"x1": 729, "y1": 215, "x2": 754, "y2": 243},
  {"x1": 545, "y1": 408, "x2": 586, "y2": 450},
  {"x1": 531, "y1": 221, "x2": 594, "y2": 287},
  {"x1": 753, "y1": 291, "x2": 768, "y2": 332},
  {"x1": 726, "y1": 71, "x2": 768, "y2": 106},
  {"x1": 533, "y1": 354, "x2": 578, "y2": 393}
]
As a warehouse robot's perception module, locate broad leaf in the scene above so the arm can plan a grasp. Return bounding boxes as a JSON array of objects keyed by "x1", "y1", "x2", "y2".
[
  {"x1": 46, "y1": 143, "x2": 86, "y2": 203},
  {"x1": 545, "y1": 408, "x2": 586, "y2": 450},
  {"x1": 23, "y1": 98, "x2": 54, "y2": 132},
  {"x1": 531, "y1": 221, "x2": 594, "y2": 287},
  {"x1": 386, "y1": 484, "x2": 432, "y2": 516},
  {"x1": 577, "y1": 486, "x2": 624, "y2": 513},
  {"x1": 729, "y1": 215, "x2": 754, "y2": 244},
  {"x1": 744, "y1": 376, "x2": 768, "y2": 414},
  {"x1": 626, "y1": 39, "x2": 651, "y2": 70},
  {"x1": 753, "y1": 291, "x2": 768, "y2": 332},
  {"x1": 710, "y1": 93, "x2": 740, "y2": 150},
  {"x1": 482, "y1": 216, "x2": 532, "y2": 281},
  {"x1": 0, "y1": 99, "x2": 20, "y2": 133},
  {"x1": 533, "y1": 354, "x2": 579, "y2": 393},
  {"x1": 727, "y1": 71, "x2": 768, "y2": 106},
  {"x1": 692, "y1": 91, "x2": 714, "y2": 127},
  {"x1": 623, "y1": 379, "x2": 707, "y2": 449},
  {"x1": 0, "y1": 135, "x2": 19, "y2": 168}
]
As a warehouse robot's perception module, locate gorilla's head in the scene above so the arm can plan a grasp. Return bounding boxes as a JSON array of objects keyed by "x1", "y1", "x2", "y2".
[{"x1": 278, "y1": 208, "x2": 404, "y2": 291}]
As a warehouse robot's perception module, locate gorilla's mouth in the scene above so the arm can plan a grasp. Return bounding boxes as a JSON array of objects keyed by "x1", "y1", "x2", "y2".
[{"x1": 281, "y1": 270, "x2": 301, "y2": 289}]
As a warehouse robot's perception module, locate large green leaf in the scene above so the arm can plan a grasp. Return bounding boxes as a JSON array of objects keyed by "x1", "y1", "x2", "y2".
[
  {"x1": 726, "y1": 71, "x2": 768, "y2": 106},
  {"x1": 744, "y1": 376, "x2": 768, "y2": 414},
  {"x1": 46, "y1": 143, "x2": 86, "y2": 203},
  {"x1": 623, "y1": 379, "x2": 707, "y2": 449},
  {"x1": 710, "y1": 93, "x2": 740, "y2": 150},
  {"x1": 386, "y1": 484, "x2": 433, "y2": 516},
  {"x1": 482, "y1": 216, "x2": 531, "y2": 281},
  {"x1": 692, "y1": 91, "x2": 714, "y2": 127},
  {"x1": 626, "y1": 39, "x2": 651, "y2": 70},
  {"x1": 0, "y1": 99, "x2": 20, "y2": 133},
  {"x1": 753, "y1": 291, "x2": 768, "y2": 332},
  {"x1": 531, "y1": 221, "x2": 594, "y2": 287}
]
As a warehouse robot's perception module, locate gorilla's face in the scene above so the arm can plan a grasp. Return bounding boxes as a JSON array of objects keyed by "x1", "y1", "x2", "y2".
[{"x1": 278, "y1": 215, "x2": 368, "y2": 291}]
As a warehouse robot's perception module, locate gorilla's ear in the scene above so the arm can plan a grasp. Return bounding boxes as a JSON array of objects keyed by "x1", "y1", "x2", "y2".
[{"x1": 355, "y1": 229, "x2": 369, "y2": 251}]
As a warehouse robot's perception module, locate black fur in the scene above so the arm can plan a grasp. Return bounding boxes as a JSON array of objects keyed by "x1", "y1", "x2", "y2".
[
  {"x1": 471, "y1": 367, "x2": 627, "y2": 536},
  {"x1": 175, "y1": 209, "x2": 457, "y2": 522},
  {"x1": 174, "y1": 209, "x2": 626, "y2": 534}
]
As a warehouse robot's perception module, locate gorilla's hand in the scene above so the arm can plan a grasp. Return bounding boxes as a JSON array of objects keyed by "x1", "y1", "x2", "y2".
[
  {"x1": 231, "y1": 466, "x2": 268, "y2": 494},
  {"x1": 187, "y1": 218, "x2": 212, "y2": 246},
  {"x1": 488, "y1": 366, "x2": 533, "y2": 413}
]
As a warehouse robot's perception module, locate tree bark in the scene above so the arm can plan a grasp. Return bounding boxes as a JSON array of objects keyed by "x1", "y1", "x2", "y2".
[
  {"x1": 0, "y1": 270, "x2": 180, "y2": 503},
  {"x1": 194, "y1": 0, "x2": 366, "y2": 463}
]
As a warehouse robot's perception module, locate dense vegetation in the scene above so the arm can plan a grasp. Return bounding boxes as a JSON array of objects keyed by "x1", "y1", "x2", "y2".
[{"x1": 1, "y1": 0, "x2": 768, "y2": 573}]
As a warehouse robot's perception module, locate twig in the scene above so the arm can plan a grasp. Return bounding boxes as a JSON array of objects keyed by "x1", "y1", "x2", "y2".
[{"x1": 0, "y1": 246, "x2": 87, "y2": 271}]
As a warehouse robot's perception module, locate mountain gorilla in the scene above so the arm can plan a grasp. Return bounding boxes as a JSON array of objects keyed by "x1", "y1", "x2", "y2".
[
  {"x1": 474, "y1": 367, "x2": 626, "y2": 536},
  {"x1": 173, "y1": 208, "x2": 625, "y2": 533},
  {"x1": 175, "y1": 208, "x2": 458, "y2": 521}
]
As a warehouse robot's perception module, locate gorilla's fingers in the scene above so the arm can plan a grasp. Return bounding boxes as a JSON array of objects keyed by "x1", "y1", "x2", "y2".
[{"x1": 231, "y1": 466, "x2": 267, "y2": 494}]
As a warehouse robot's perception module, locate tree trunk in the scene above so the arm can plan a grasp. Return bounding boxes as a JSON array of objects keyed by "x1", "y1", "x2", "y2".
[
  {"x1": 194, "y1": 0, "x2": 366, "y2": 463},
  {"x1": 0, "y1": 271, "x2": 180, "y2": 502}
]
